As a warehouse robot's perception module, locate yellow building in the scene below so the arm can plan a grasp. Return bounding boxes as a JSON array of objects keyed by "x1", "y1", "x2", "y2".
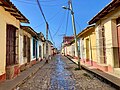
[
  {"x1": 0, "y1": 1, "x2": 29, "y2": 81},
  {"x1": 77, "y1": 25, "x2": 97, "y2": 66},
  {"x1": 89, "y1": 0, "x2": 120, "y2": 73}
]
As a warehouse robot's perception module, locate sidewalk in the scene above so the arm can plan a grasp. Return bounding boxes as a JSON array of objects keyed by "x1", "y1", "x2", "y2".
[
  {"x1": 66, "y1": 55, "x2": 120, "y2": 89},
  {"x1": 0, "y1": 60, "x2": 46, "y2": 90}
]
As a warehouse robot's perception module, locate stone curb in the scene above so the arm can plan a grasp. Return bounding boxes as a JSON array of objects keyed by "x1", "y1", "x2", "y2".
[
  {"x1": 65, "y1": 55, "x2": 120, "y2": 89},
  {"x1": 0, "y1": 61, "x2": 46, "y2": 90}
]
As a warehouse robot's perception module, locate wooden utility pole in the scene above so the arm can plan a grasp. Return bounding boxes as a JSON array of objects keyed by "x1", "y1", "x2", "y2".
[
  {"x1": 69, "y1": 0, "x2": 81, "y2": 69},
  {"x1": 36, "y1": 0, "x2": 49, "y2": 62}
]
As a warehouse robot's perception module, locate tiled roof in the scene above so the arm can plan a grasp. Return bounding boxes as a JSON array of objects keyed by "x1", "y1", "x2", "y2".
[
  {"x1": 0, "y1": 0, "x2": 29, "y2": 23},
  {"x1": 89, "y1": 0, "x2": 120, "y2": 25}
]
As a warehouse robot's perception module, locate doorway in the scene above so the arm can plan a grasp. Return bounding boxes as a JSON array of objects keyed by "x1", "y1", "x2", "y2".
[
  {"x1": 27, "y1": 37, "x2": 30, "y2": 62},
  {"x1": 117, "y1": 25, "x2": 120, "y2": 67},
  {"x1": 86, "y1": 38, "x2": 90, "y2": 61},
  {"x1": 6, "y1": 25, "x2": 16, "y2": 66}
]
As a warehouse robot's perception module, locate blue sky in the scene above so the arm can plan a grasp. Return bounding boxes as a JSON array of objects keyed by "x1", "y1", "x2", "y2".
[{"x1": 11, "y1": 0, "x2": 111, "y2": 49}]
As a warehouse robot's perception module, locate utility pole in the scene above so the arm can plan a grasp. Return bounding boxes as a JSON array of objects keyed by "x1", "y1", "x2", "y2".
[
  {"x1": 69, "y1": 0, "x2": 81, "y2": 69},
  {"x1": 36, "y1": 0, "x2": 49, "y2": 63},
  {"x1": 46, "y1": 22, "x2": 49, "y2": 63}
]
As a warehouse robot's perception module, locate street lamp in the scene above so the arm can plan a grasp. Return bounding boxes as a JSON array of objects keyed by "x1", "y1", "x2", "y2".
[{"x1": 62, "y1": 2, "x2": 81, "y2": 70}]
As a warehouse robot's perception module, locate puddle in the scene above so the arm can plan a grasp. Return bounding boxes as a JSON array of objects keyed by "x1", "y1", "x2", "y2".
[{"x1": 49, "y1": 55, "x2": 75, "y2": 90}]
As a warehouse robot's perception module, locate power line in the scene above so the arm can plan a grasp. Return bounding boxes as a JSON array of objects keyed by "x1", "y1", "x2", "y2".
[
  {"x1": 48, "y1": 28, "x2": 55, "y2": 47},
  {"x1": 34, "y1": 10, "x2": 62, "y2": 29},
  {"x1": 75, "y1": 19, "x2": 82, "y2": 33},
  {"x1": 53, "y1": 10, "x2": 67, "y2": 37},
  {"x1": 13, "y1": 0, "x2": 37, "y2": 5},
  {"x1": 13, "y1": 0, "x2": 68, "y2": 7},
  {"x1": 65, "y1": 10, "x2": 70, "y2": 36},
  {"x1": 36, "y1": 0, "x2": 47, "y2": 23},
  {"x1": 40, "y1": 2, "x2": 68, "y2": 6},
  {"x1": 39, "y1": 0, "x2": 58, "y2": 2}
]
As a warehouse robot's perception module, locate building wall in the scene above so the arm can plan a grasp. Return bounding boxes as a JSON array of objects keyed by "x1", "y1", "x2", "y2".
[
  {"x1": 80, "y1": 38, "x2": 85, "y2": 59},
  {"x1": 38, "y1": 40, "x2": 42, "y2": 60},
  {"x1": 31, "y1": 37, "x2": 37, "y2": 60},
  {"x1": 71, "y1": 44, "x2": 75, "y2": 57},
  {"x1": 48, "y1": 43, "x2": 53, "y2": 56},
  {"x1": 19, "y1": 30, "x2": 24, "y2": 65},
  {"x1": 0, "y1": 6, "x2": 20, "y2": 77},
  {"x1": 44, "y1": 42, "x2": 47, "y2": 57},
  {"x1": 78, "y1": 27, "x2": 97, "y2": 65},
  {"x1": 95, "y1": 6, "x2": 120, "y2": 69},
  {"x1": 41, "y1": 42, "x2": 45, "y2": 59},
  {"x1": 90, "y1": 30, "x2": 97, "y2": 63},
  {"x1": 19, "y1": 29, "x2": 32, "y2": 65}
]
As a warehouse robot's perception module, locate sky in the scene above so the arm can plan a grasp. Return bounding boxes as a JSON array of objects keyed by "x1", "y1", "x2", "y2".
[{"x1": 11, "y1": 0, "x2": 111, "y2": 49}]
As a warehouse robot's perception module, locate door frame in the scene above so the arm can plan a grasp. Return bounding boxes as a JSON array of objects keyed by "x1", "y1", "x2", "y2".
[{"x1": 117, "y1": 24, "x2": 120, "y2": 67}]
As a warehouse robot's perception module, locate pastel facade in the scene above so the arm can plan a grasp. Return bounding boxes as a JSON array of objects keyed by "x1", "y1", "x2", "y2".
[
  {"x1": 77, "y1": 25, "x2": 97, "y2": 66},
  {"x1": 62, "y1": 36, "x2": 74, "y2": 56},
  {"x1": 19, "y1": 26, "x2": 32, "y2": 71},
  {"x1": 0, "y1": 1, "x2": 29, "y2": 81},
  {"x1": 37, "y1": 32, "x2": 46, "y2": 59},
  {"x1": 20, "y1": 26, "x2": 45, "y2": 71},
  {"x1": 47, "y1": 40, "x2": 53, "y2": 56},
  {"x1": 31, "y1": 37, "x2": 38, "y2": 64},
  {"x1": 89, "y1": 0, "x2": 120, "y2": 72},
  {"x1": 67, "y1": 43, "x2": 75, "y2": 57}
]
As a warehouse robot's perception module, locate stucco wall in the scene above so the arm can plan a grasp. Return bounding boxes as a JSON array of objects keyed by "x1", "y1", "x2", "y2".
[
  {"x1": 19, "y1": 34, "x2": 24, "y2": 65},
  {"x1": 79, "y1": 28, "x2": 97, "y2": 63},
  {"x1": 19, "y1": 29, "x2": 32, "y2": 65},
  {"x1": 0, "y1": 7, "x2": 20, "y2": 75},
  {"x1": 95, "y1": 6, "x2": 120, "y2": 67},
  {"x1": 80, "y1": 38, "x2": 85, "y2": 59},
  {"x1": 90, "y1": 31, "x2": 97, "y2": 62}
]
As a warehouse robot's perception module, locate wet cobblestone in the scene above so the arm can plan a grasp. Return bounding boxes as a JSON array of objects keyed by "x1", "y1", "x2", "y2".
[{"x1": 19, "y1": 55, "x2": 117, "y2": 90}]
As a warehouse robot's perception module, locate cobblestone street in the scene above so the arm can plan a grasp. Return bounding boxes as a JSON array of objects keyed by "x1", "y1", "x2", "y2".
[{"x1": 19, "y1": 55, "x2": 116, "y2": 90}]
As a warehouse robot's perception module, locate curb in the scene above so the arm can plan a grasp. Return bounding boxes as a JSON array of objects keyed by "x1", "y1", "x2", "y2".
[
  {"x1": 14, "y1": 62, "x2": 46, "y2": 90},
  {"x1": 65, "y1": 55, "x2": 120, "y2": 89},
  {"x1": 0, "y1": 61, "x2": 46, "y2": 90}
]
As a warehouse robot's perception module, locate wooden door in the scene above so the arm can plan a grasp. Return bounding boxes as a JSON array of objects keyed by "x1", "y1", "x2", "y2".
[
  {"x1": 117, "y1": 25, "x2": 120, "y2": 67},
  {"x1": 6, "y1": 25, "x2": 16, "y2": 66},
  {"x1": 36, "y1": 41, "x2": 38, "y2": 60},
  {"x1": 39, "y1": 45, "x2": 41, "y2": 57},
  {"x1": 27, "y1": 37, "x2": 30, "y2": 62},
  {"x1": 86, "y1": 39, "x2": 90, "y2": 61}
]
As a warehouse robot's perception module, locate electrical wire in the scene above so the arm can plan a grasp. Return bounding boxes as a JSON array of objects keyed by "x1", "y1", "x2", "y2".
[
  {"x1": 53, "y1": 10, "x2": 67, "y2": 38},
  {"x1": 75, "y1": 19, "x2": 82, "y2": 33},
  {"x1": 65, "y1": 10, "x2": 70, "y2": 36},
  {"x1": 40, "y1": 2, "x2": 68, "y2": 6},
  {"x1": 36, "y1": 0, "x2": 47, "y2": 23},
  {"x1": 34, "y1": 10, "x2": 62, "y2": 29},
  {"x1": 39, "y1": 0, "x2": 58, "y2": 2},
  {"x1": 12, "y1": 0, "x2": 37, "y2": 5},
  {"x1": 48, "y1": 28, "x2": 55, "y2": 47}
]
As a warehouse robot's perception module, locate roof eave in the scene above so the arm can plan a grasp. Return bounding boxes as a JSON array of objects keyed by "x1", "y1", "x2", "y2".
[
  {"x1": 0, "y1": 0, "x2": 29, "y2": 23},
  {"x1": 88, "y1": 0, "x2": 120, "y2": 25}
]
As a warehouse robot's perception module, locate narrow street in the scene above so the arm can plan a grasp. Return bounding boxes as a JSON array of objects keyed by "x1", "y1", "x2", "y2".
[{"x1": 19, "y1": 55, "x2": 116, "y2": 90}]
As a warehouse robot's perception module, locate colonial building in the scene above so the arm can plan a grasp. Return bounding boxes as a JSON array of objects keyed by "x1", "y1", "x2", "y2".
[
  {"x1": 47, "y1": 40, "x2": 53, "y2": 56},
  {"x1": 37, "y1": 32, "x2": 46, "y2": 60},
  {"x1": 19, "y1": 26, "x2": 32, "y2": 71},
  {"x1": 62, "y1": 36, "x2": 74, "y2": 55},
  {"x1": 88, "y1": 0, "x2": 120, "y2": 73},
  {"x1": 77, "y1": 25, "x2": 97, "y2": 67},
  {"x1": 0, "y1": 0, "x2": 29, "y2": 81}
]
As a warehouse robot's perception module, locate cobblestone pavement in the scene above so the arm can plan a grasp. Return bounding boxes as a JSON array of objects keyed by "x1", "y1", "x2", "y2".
[{"x1": 19, "y1": 55, "x2": 116, "y2": 90}]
